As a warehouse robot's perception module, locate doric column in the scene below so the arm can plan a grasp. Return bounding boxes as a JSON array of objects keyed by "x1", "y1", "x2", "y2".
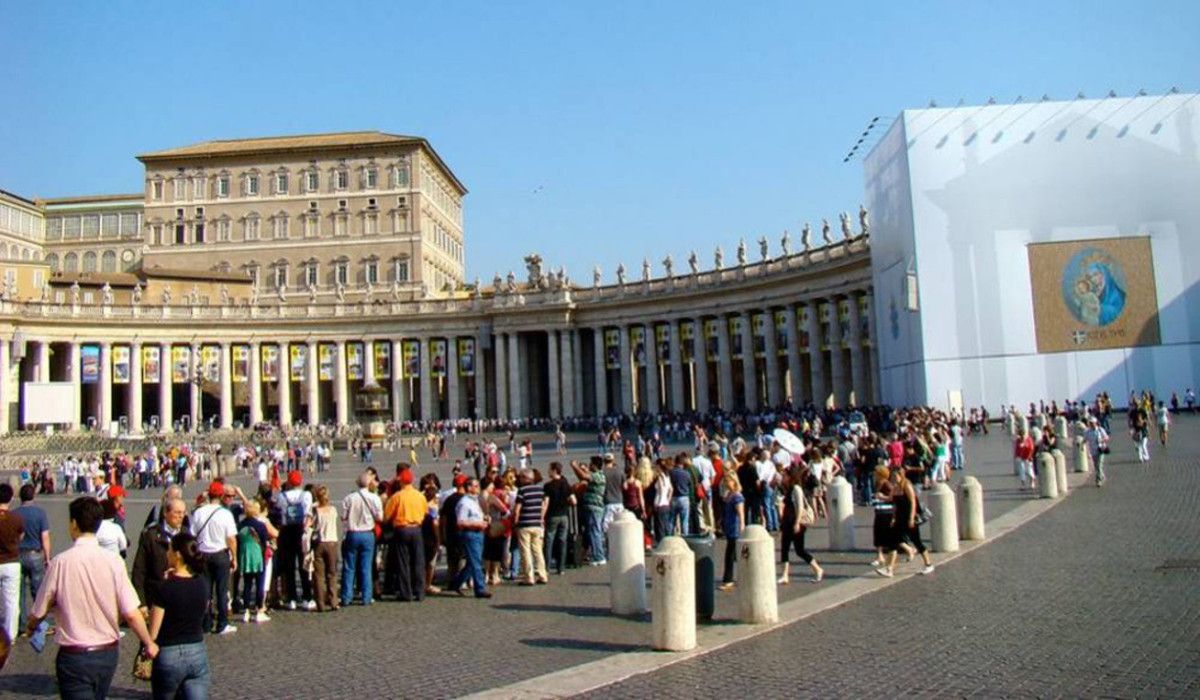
[
  {"x1": 473, "y1": 334, "x2": 487, "y2": 420},
  {"x1": 506, "y1": 332, "x2": 523, "y2": 419},
  {"x1": 219, "y1": 342, "x2": 233, "y2": 429},
  {"x1": 160, "y1": 342, "x2": 174, "y2": 432},
  {"x1": 419, "y1": 336, "x2": 434, "y2": 421},
  {"x1": 692, "y1": 318, "x2": 709, "y2": 413},
  {"x1": 447, "y1": 336, "x2": 461, "y2": 419},
  {"x1": 392, "y1": 339, "x2": 406, "y2": 422},
  {"x1": 763, "y1": 310, "x2": 781, "y2": 408},
  {"x1": 189, "y1": 343, "x2": 201, "y2": 430},
  {"x1": 335, "y1": 339, "x2": 349, "y2": 426},
  {"x1": 828, "y1": 298, "x2": 847, "y2": 409},
  {"x1": 592, "y1": 328, "x2": 607, "y2": 417},
  {"x1": 644, "y1": 322, "x2": 660, "y2": 415},
  {"x1": 248, "y1": 342, "x2": 262, "y2": 426},
  {"x1": 278, "y1": 342, "x2": 292, "y2": 427},
  {"x1": 0, "y1": 341, "x2": 9, "y2": 435},
  {"x1": 571, "y1": 330, "x2": 584, "y2": 417},
  {"x1": 806, "y1": 300, "x2": 827, "y2": 407},
  {"x1": 546, "y1": 330, "x2": 561, "y2": 419},
  {"x1": 847, "y1": 292, "x2": 867, "y2": 407},
  {"x1": 559, "y1": 330, "x2": 575, "y2": 418},
  {"x1": 716, "y1": 316, "x2": 734, "y2": 411},
  {"x1": 69, "y1": 342, "x2": 83, "y2": 431},
  {"x1": 739, "y1": 311, "x2": 756, "y2": 411},
  {"x1": 130, "y1": 343, "x2": 143, "y2": 433},
  {"x1": 668, "y1": 320, "x2": 684, "y2": 413},
  {"x1": 865, "y1": 291, "x2": 879, "y2": 404},
  {"x1": 35, "y1": 341, "x2": 50, "y2": 382},
  {"x1": 99, "y1": 342, "x2": 112, "y2": 429},
  {"x1": 783, "y1": 305, "x2": 802, "y2": 407},
  {"x1": 618, "y1": 325, "x2": 634, "y2": 415},
  {"x1": 307, "y1": 340, "x2": 319, "y2": 426},
  {"x1": 495, "y1": 332, "x2": 509, "y2": 420},
  {"x1": 363, "y1": 339, "x2": 376, "y2": 386}
]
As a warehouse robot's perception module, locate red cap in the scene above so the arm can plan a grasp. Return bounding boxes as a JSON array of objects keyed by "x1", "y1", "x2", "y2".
[
  {"x1": 287, "y1": 470, "x2": 303, "y2": 487},
  {"x1": 107, "y1": 485, "x2": 126, "y2": 499},
  {"x1": 207, "y1": 481, "x2": 225, "y2": 498},
  {"x1": 453, "y1": 474, "x2": 468, "y2": 487},
  {"x1": 398, "y1": 469, "x2": 414, "y2": 485}
]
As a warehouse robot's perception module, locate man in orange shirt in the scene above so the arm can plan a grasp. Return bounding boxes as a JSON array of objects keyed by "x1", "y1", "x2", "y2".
[{"x1": 383, "y1": 466, "x2": 427, "y2": 602}]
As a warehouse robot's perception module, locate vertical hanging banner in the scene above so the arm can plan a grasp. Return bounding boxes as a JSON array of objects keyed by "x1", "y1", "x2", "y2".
[
  {"x1": 232, "y1": 346, "x2": 249, "y2": 383},
  {"x1": 347, "y1": 342, "x2": 364, "y2": 381},
  {"x1": 728, "y1": 317, "x2": 744, "y2": 360},
  {"x1": 318, "y1": 344, "x2": 334, "y2": 381},
  {"x1": 752, "y1": 314, "x2": 767, "y2": 358},
  {"x1": 630, "y1": 327, "x2": 646, "y2": 367},
  {"x1": 431, "y1": 339, "x2": 447, "y2": 377},
  {"x1": 171, "y1": 346, "x2": 191, "y2": 383},
  {"x1": 202, "y1": 346, "x2": 220, "y2": 382},
  {"x1": 819, "y1": 303, "x2": 832, "y2": 349},
  {"x1": 837, "y1": 299, "x2": 852, "y2": 346},
  {"x1": 374, "y1": 342, "x2": 391, "y2": 380},
  {"x1": 798, "y1": 307, "x2": 811, "y2": 350},
  {"x1": 112, "y1": 346, "x2": 130, "y2": 384},
  {"x1": 80, "y1": 346, "x2": 100, "y2": 384},
  {"x1": 290, "y1": 344, "x2": 307, "y2": 382},
  {"x1": 261, "y1": 345, "x2": 279, "y2": 382},
  {"x1": 603, "y1": 329, "x2": 620, "y2": 369},
  {"x1": 703, "y1": 320, "x2": 718, "y2": 361},
  {"x1": 775, "y1": 310, "x2": 789, "y2": 356},
  {"x1": 401, "y1": 340, "x2": 420, "y2": 379},
  {"x1": 143, "y1": 346, "x2": 161, "y2": 384},
  {"x1": 681, "y1": 321, "x2": 695, "y2": 362},
  {"x1": 458, "y1": 338, "x2": 476, "y2": 377},
  {"x1": 655, "y1": 325, "x2": 670, "y2": 363},
  {"x1": 858, "y1": 296, "x2": 871, "y2": 341}
]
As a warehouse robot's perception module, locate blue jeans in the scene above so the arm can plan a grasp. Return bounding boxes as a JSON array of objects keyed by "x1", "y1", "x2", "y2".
[
  {"x1": 762, "y1": 484, "x2": 779, "y2": 531},
  {"x1": 670, "y1": 497, "x2": 690, "y2": 537},
  {"x1": 151, "y1": 642, "x2": 211, "y2": 700},
  {"x1": 18, "y1": 550, "x2": 46, "y2": 630},
  {"x1": 951, "y1": 444, "x2": 965, "y2": 470},
  {"x1": 56, "y1": 646, "x2": 118, "y2": 700},
  {"x1": 584, "y1": 506, "x2": 606, "y2": 561},
  {"x1": 340, "y1": 530, "x2": 376, "y2": 605},
  {"x1": 453, "y1": 530, "x2": 487, "y2": 595}
]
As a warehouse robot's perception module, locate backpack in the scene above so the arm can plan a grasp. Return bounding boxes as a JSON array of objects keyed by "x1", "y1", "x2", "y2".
[{"x1": 281, "y1": 491, "x2": 306, "y2": 526}]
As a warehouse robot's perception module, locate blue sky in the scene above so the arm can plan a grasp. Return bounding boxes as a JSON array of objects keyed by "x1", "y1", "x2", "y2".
[{"x1": 2, "y1": 2, "x2": 1196, "y2": 283}]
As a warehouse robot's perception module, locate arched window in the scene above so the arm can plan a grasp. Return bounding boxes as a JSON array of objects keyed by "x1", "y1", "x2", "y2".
[
  {"x1": 82, "y1": 251, "x2": 98, "y2": 272},
  {"x1": 46, "y1": 253, "x2": 60, "y2": 272},
  {"x1": 21, "y1": 248, "x2": 30, "y2": 261},
  {"x1": 64, "y1": 252, "x2": 78, "y2": 272},
  {"x1": 8, "y1": 244, "x2": 16, "y2": 259},
  {"x1": 101, "y1": 250, "x2": 117, "y2": 272}
]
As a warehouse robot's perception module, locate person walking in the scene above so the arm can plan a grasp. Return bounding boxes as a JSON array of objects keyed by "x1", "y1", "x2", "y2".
[
  {"x1": 26, "y1": 497, "x2": 159, "y2": 699},
  {"x1": 1014, "y1": 428, "x2": 1036, "y2": 491},
  {"x1": 777, "y1": 467, "x2": 823, "y2": 584},
  {"x1": 147, "y1": 532, "x2": 211, "y2": 700},
  {"x1": 310, "y1": 486, "x2": 340, "y2": 612},
  {"x1": 1155, "y1": 401, "x2": 1170, "y2": 447},
  {"x1": 1084, "y1": 417, "x2": 1110, "y2": 487},
  {"x1": 0, "y1": 484, "x2": 24, "y2": 645},
  {"x1": 875, "y1": 468, "x2": 934, "y2": 577},
  {"x1": 382, "y1": 467, "x2": 426, "y2": 602},
  {"x1": 718, "y1": 472, "x2": 744, "y2": 592},
  {"x1": 451, "y1": 478, "x2": 492, "y2": 599},
  {"x1": 513, "y1": 470, "x2": 548, "y2": 586},
  {"x1": 191, "y1": 482, "x2": 238, "y2": 635},
  {"x1": 1129, "y1": 401, "x2": 1151, "y2": 462},
  {"x1": 439, "y1": 474, "x2": 468, "y2": 588},
  {"x1": 340, "y1": 472, "x2": 382, "y2": 607},
  {"x1": 12, "y1": 483, "x2": 51, "y2": 634},
  {"x1": 572, "y1": 460, "x2": 607, "y2": 566}
]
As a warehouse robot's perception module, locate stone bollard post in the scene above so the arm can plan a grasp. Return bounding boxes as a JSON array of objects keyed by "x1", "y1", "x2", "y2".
[
  {"x1": 1073, "y1": 438, "x2": 1090, "y2": 473},
  {"x1": 1018, "y1": 414, "x2": 1029, "y2": 436},
  {"x1": 1037, "y1": 452, "x2": 1058, "y2": 499},
  {"x1": 609, "y1": 511, "x2": 648, "y2": 615},
  {"x1": 928, "y1": 482, "x2": 959, "y2": 553},
  {"x1": 1005, "y1": 412, "x2": 1015, "y2": 436},
  {"x1": 1030, "y1": 426, "x2": 1043, "y2": 445},
  {"x1": 1054, "y1": 416, "x2": 1069, "y2": 443},
  {"x1": 958, "y1": 476, "x2": 985, "y2": 541},
  {"x1": 825, "y1": 476, "x2": 856, "y2": 551},
  {"x1": 1035, "y1": 413, "x2": 1047, "y2": 429},
  {"x1": 651, "y1": 536, "x2": 696, "y2": 651},
  {"x1": 736, "y1": 525, "x2": 778, "y2": 624},
  {"x1": 1052, "y1": 449, "x2": 1068, "y2": 495}
]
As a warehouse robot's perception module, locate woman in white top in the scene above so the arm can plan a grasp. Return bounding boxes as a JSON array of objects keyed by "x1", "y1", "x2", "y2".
[{"x1": 97, "y1": 498, "x2": 129, "y2": 556}]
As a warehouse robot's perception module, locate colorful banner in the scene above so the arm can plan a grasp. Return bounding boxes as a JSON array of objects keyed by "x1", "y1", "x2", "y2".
[
  {"x1": 798, "y1": 307, "x2": 811, "y2": 350},
  {"x1": 373, "y1": 342, "x2": 391, "y2": 380},
  {"x1": 171, "y1": 346, "x2": 190, "y2": 383},
  {"x1": 631, "y1": 327, "x2": 646, "y2": 367},
  {"x1": 111, "y1": 346, "x2": 130, "y2": 384},
  {"x1": 858, "y1": 296, "x2": 871, "y2": 341},
  {"x1": 347, "y1": 342, "x2": 364, "y2": 381},
  {"x1": 261, "y1": 345, "x2": 279, "y2": 382},
  {"x1": 681, "y1": 321, "x2": 695, "y2": 362},
  {"x1": 142, "y1": 346, "x2": 160, "y2": 384},
  {"x1": 290, "y1": 344, "x2": 307, "y2": 382},
  {"x1": 201, "y1": 346, "x2": 220, "y2": 382},
  {"x1": 775, "y1": 310, "x2": 789, "y2": 356},
  {"x1": 80, "y1": 345, "x2": 100, "y2": 384},
  {"x1": 458, "y1": 338, "x2": 476, "y2": 377},
  {"x1": 728, "y1": 317, "x2": 744, "y2": 360},
  {"x1": 402, "y1": 340, "x2": 420, "y2": 379},
  {"x1": 655, "y1": 325, "x2": 670, "y2": 363},
  {"x1": 703, "y1": 320, "x2": 718, "y2": 362},
  {"x1": 818, "y1": 302, "x2": 831, "y2": 324},
  {"x1": 232, "y1": 346, "x2": 249, "y2": 383},
  {"x1": 752, "y1": 314, "x2": 767, "y2": 359},
  {"x1": 837, "y1": 299, "x2": 852, "y2": 347},
  {"x1": 431, "y1": 339, "x2": 447, "y2": 377},
  {"x1": 318, "y1": 344, "x2": 334, "y2": 381},
  {"x1": 603, "y1": 329, "x2": 620, "y2": 370}
]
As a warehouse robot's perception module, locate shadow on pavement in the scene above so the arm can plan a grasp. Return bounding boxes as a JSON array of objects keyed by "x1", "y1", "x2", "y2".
[{"x1": 520, "y1": 638, "x2": 645, "y2": 653}]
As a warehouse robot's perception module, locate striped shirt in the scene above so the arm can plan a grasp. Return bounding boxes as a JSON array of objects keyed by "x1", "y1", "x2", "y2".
[{"x1": 515, "y1": 484, "x2": 545, "y2": 528}]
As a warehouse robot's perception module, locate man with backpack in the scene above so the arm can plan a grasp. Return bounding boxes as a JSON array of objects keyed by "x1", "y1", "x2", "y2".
[{"x1": 273, "y1": 471, "x2": 315, "y2": 611}]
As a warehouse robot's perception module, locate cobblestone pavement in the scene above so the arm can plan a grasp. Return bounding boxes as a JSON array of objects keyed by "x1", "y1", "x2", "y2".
[{"x1": 4, "y1": 420, "x2": 1194, "y2": 698}]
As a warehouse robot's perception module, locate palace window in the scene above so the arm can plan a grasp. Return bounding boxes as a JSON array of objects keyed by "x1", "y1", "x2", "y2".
[
  {"x1": 173, "y1": 178, "x2": 185, "y2": 200},
  {"x1": 244, "y1": 215, "x2": 260, "y2": 241},
  {"x1": 306, "y1": 171, "x2": 319, "y2": 192},
  {"x1": 305, "y1": 262, "x2": 319, "y2": 288},
  {"x1": 246, "y1": 174, "x2": 260, "y2": 196},
  {"x1": 101, "y1": 250, "x2": 117, "y2": 273},
  {"x1": 335, "y1": 259, "x2": 348, "y2": 286},
  {"x1": 273, "y1": 264, "x2": 288, "y2": 289},
  {"x1": 364, "y1": 258, "x2": 379, "y2": 285},
  {"x1": 364, "y1": 168, "x2": 378, "y2": 189},
  {"x1": 82, "y1": 251, "x2": 97, "y2": 272},
  {"x1": 193, "y1": 177, "x2": 206, "y2": 200},
  {"x1": 364, "y1": 213, "x2": 378, "y2": 235},
  {"x1": 304, "y1": 214, "x2": 319, "y2": 238},
  {"x1": 335, "y1": 170, "x2": 348, "y2": 190},
  {"x1": 275, "y1": 173, "x2": 288, "y2": 195},
  {"x1": 273, "y1": 214, "x2": 289, "y2": 240},
  {"x1": 217, "y1": 176, "x2": 230, "y2": 198},
  {"x1": 152, "y1": 180, "x2": 164, "y2": 200},
  {"x1": 394, "y1": 258, "x2": 409, "y2": 282}
]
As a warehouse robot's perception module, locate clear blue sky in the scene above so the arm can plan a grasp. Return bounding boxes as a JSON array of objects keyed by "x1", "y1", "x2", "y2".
[{"x1": 2, "y1": 2, "x2": 1197, "y2": 283}]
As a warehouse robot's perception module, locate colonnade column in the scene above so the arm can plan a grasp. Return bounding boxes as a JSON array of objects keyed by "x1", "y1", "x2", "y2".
[
  {"x1": 160, "y1": 342, "x2": 174, "y2": 432},
  {"x1": 307, "y1": 340, "x2": 320, "y2": 426},
  {"x1": 643, "y1": 322, "x2": 660, "y2": 415},
  {"x1": 692, "y1": 318, "x2": 709, "y2": 413},
  {"x1": 865, "y1": 293, "x2": 879, "y2": 404},
  {"x1": 763, "y1": 311, "x2": 781, "y2": 408},
  {"x1": 828, "y1": 298, "x2": 847, "y2": 409},
  {"x1": 559, "y1": 330, "x2": 575, "y2": 418},
  {"x1": 473, "y1": 333, "x2": 487, "y2": 420},
  {"x1": 447, "y1": 336, "x2": 461, "y2": 419},
  {"x1": 278, "y1": 342, "x2": 292, "y2": 427},
  {"x1": 130, "y1": 342, "x2": 143, "y2": 432},
  {"x1": 248, "y1": 342, "x2": 261, "y2": 427},
  {"x1": 592, "y1": 328, "x2": 606, "y2": 417},
  {"x1": 716, "y1": 316, "x2": 734, "y2": 411},
  {"x1": 618, "y1": 325, "x2": 634, "y2": 414},
  {"x1": 739, "y1": 311, "x2": 755, "y2": 411},
  {"x1": 668, "y1": 320, "x2": 684, "y2": 413},
  {"x1": 99, "y1": 342, "x2": 112, "y2": 429},
  {"x1": 546, "y1": 330, "x2": 561, "y2": 419},
  {"x1": 69, "y1": 342, "x2": 82, "y2": 431},
  {"x1": 419, "y1": 337, "x2": 434, "y2": 422},
  {"x1": 847, "y1": 293, "x2": 867, "y2": 407},
  {"x1": 363, "y1": 339, "x2": 376, "y2": 386},
  {"x1": 506, "y1": 332, "x2": 523, "y2": 420},
  {"x1": 783, "y1": 306, "x2": 802, "y2": 407},
  {"x1": 570, "y1": 330, "x2": 583, "y2": 417},
  {"x1": 335, "y1": 340, "x2": 348, "y2": 426},
  {"x1": 188, "y1": 343, "x2": 201, "y2": 430},
  {"x1": 35, "y1": 341, "x2": 50, "y2": 382},
  {"x1": 806, "y1": 300, "x2": 826, "y2": 407},
  {"x1": 495, "y1": 332, "x2": 509, "y2": 420},
  {"x1": 219, "y1": 342, "x2": 233, "y2": 429}
]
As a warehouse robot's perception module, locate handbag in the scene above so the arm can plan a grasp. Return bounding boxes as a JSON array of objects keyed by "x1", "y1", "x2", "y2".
[
  {"x1": 797, "y1": 496, "x2": 816, "y2": 526},
  {"x1": 131, "y1": 645, "x2": 153, "y2": 681}
]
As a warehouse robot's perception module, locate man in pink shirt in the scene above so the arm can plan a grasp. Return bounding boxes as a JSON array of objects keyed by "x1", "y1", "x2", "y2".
[{"x1": 26, "y1": 497, "x2": 158, "y2": 699}]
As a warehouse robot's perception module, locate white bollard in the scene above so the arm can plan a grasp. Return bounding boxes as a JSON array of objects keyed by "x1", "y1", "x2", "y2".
[
  {"x1": 1052, "y1": 449, "x2": 1069, "y2": 496},
  {"x1": 958, "y1": 476, "x2": 985, "y2": 541},
  {"x1": 1030, "y1": 426, "x2": 1043, "y2": 445},
  {"x1": 651, "y1": 536, "x2": 696, "y2": 651},
  {"x1": 1037, "y1": 452, "x2": 1058, "y2": 499},
  {"x1": 1054, "y1": 416, "x2": 1069, "y2": 443},
  {"x1": 609, "y1": 511, "x2": 648, "y2": 615},
  {"x1": 1035, "y1": 413, "x2": 1047, "y2": 429},
  {"x1": 1005, "y1": 412, "x2": 1015, "y2": 436},
  {"x1": 736, "y1": 525, "x2": 778, "y2": 624},
  {"x1": 927, "y1": 482, "x2": 959, "y2": 553},
  {"x1": 1073, "y1": 438, "x2": 1091, "y2": 473},
  {"x1": 825, "y1": 476, "x2": 856, "y2": 551},
  {"x1": 1018, "y1": 414, "x2": 1029, "y2": 436}
]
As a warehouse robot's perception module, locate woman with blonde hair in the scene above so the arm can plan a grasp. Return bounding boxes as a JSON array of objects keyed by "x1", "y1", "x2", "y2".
[
  {"x1": 718, "y1": 471, "x2": 744, "y2": 591},
  {"x1": 310, "y1": 485, "x2": 340, "y2": 611},
  {"x1": 777, "y1": 467, "x2": 823, "y2": 584}
]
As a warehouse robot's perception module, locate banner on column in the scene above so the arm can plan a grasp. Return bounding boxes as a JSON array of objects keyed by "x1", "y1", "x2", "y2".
[
  {"x1": 858, "y1": 296, "x2": 871, "y2": 342},
  {"x1": 681, "y1": 321, "x2": 695, "y2": 362},
  {"x1": 261, "y1": 346, "x2": 279, "y2": 382},
  {"x1": 232, "y1": 346, "x2": 249, "y2": 382},
  {"x1": 798, "y1": 307, "x2": 811, "y2": 351},
  {"x1": 703, "y1": 320, "x2": 718, "y2": 362},
  {"x1": 630, "y1": 327, "x2": 646, "y2": 367},
  {"x1": 290, "y1": 345, "x2": 307, "y2": 382},
  {"x1": 819, "y1": 303, "x2": 832, "y2": 350},
  {"x1": 458, "y1": 338, "x2": 476, "y2": 377},
  {"x1": 201, "y1": 346, "x2": 220, "y2": 382},
  {"x1": 837, "y1": 299, "x2": 852, "y2": 347},
  {"x1": 728, "y1": 317, "x2": 744, "y2": 360},
  {"x1": 142, "y1": 346, "x2": 161, "y2": 384},
  {"x1": 171, "y1": 347, "x2": 191, "y2": 383},
  {"x1": 347, "y1": 343, "x2": 364, "y2": 381},
  {"x1": 655, "y1": 325, "x2": 670, "y2": 363},
  {"x1": 402, "y1": 340, "x2": 420, "y2": 379},
  {"x1": 318, "y1": 344, "x2": 335, "y2": 381},
  {"x1": 79, "y1": 346, "x2": 100, "y2": 384},
  {"x1": 774, "y1": 310, "x2": 789, "y2": 356},
  {"x1": 431, "y1": 339, "x2": 447, "y2": 377},
  {"x1": 752, "y1": 314, "x2": 767, "y2": 359},
  {"x1": 112, "y1": 346, "x2": 130, "y2": 384},
  {"x1": 603, "y1": 329, "x2": 620, "y2": 370},
  {"x1": 372, "y1": 342, "x2": 391, "y2": 380}
]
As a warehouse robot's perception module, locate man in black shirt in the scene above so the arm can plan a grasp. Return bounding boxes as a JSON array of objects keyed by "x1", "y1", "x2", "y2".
[
  {"x1": 439, "y1": 475, "x2": 468, "y2": 588},
  {"x1": 542, "y1": 463, "x2": 574, "y2": 575}
]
